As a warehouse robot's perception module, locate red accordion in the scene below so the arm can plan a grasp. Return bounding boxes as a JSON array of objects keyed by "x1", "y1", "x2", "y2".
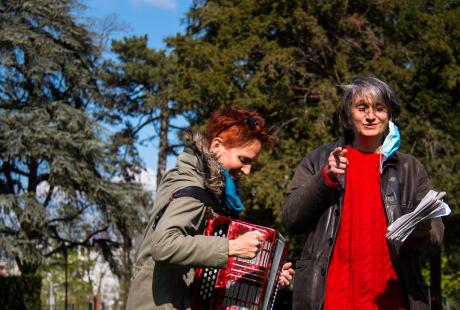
[{"x1": 192, "y1": 215, "x2": 288, "y2": 310}]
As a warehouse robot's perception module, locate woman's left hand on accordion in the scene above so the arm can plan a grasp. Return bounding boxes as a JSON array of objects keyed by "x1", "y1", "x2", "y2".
[{"x1": 278, "y1": 262, "x2": 295, "y2": 288}]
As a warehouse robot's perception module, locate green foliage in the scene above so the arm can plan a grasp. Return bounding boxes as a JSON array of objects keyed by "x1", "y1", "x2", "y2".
[
  {"x1": 442, "y1": 256, "x2": 460, "y2": 307},
  {"x1": 39, "y1": 248, "x2": 94, "y2": 308},
  {"x1": 442, "y1": 214, "x2": 460, "y2": 306},
  {"x1": 0, "y1": 275, "x2": 42, "y2": 310},
  {"x1": 100, "y1": 35, "x2": 187, "y2": 185},
  {"x1": 0, "y1": 0, "x2": 151, "y2": 280}
]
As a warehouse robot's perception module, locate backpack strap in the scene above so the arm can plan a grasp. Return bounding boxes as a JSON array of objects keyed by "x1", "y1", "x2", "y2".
[{"x1": 152, "y1": 186, "x2": 220, "y2": 231}]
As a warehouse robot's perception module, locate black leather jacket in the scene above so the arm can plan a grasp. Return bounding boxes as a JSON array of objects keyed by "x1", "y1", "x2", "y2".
[{"x1": 281, "y1": 139, "x2": 444, "y2": 310}]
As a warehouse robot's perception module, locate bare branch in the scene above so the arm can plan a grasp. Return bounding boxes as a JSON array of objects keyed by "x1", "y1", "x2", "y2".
[
  {"x1": 44, "y1": 225, "x2": 113, "y2": 257},
  {"x1": 45, "y1": 204, "x2": 90, "y2": 225},
  {"x1": 132, "y1": 115, "x2": 161, "y2": 136},
  {"x1": 43, "y1": 184, "x2": 54, "y2": 208},
  {"x1": 270, "y1": 117, "x2": 299, "y2": 137},
  {"x1": 169, "y1": 124, "x2": 188, "y2": 130}
]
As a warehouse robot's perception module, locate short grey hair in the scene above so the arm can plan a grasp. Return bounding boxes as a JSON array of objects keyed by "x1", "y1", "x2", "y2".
[{"x1": 340, "y1": 76, "x2": 400, "y2": 141}]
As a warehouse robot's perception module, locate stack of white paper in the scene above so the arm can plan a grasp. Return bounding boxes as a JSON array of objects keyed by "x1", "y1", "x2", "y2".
[{"x1": 386, "y1": 190, "x2": 451, "y2": 248}]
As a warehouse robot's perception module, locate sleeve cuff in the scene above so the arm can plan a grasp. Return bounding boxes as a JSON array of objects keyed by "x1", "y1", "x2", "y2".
[{"x1": 322, "y1": 166, "x2": 339, "y2": 188}]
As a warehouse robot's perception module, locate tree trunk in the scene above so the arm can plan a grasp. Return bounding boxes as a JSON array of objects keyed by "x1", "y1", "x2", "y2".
[
  {"x1": 156, "y1": 103, "x2": 170, "y2": 187},
  {"x1": 15, "y1": 255, "x2": 39, "y2": 275}
]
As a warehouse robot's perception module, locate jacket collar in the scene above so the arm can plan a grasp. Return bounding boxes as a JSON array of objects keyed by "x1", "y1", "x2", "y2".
[
  {"x1": 182, "y1": 131, "x2": 225, "y2": 200},
  {"x1": 381, "y1": 151, "x2": 398, "y2": 172},
  {"x1": 336, "y1": 136, "x2": 399, "y2": 172}
]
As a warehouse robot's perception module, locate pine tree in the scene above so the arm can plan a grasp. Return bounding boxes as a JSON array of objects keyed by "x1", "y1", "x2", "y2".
[
  {"x1": 100, "y1": 35, "x2": 189, "y2": 186},
  {"x1": 0, "y1": 0, "x2": 151, "y2": 285}
]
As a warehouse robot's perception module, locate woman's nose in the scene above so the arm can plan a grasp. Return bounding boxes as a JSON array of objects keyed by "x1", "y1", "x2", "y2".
[
  {"x1": 365, "y1": 110, "x2": 377, "y2": 120},
  {"x1": 241, "y1": 165, "x2": 252, "y2": 175}
]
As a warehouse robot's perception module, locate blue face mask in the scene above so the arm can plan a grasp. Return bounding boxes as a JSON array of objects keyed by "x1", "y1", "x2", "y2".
[
  {"x1": 221, "y1": 167, "x2": 245, "y2": 214},
  {"x1": 380, "y1": 120, "x2": 400, "y2": 170}
]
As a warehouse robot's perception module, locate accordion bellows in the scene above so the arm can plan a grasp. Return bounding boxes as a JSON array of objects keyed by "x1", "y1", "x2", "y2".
[{"x1": 192, "y1": 215, "x2": 288, "y2": 310}]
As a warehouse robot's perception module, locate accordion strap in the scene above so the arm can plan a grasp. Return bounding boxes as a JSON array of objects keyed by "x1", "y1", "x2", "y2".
[{"x1": 152, "y1": 186, "x2": 220, "y2": 230}]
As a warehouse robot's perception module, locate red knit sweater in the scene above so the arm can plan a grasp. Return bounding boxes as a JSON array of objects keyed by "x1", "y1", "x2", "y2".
[{"x1": 323, "y1": 146, "x2": 408, "y2": 310}]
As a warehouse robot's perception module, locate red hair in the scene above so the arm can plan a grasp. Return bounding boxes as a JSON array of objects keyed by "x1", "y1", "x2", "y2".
[{"x1": 205, "y1": 108, "x2": 274, "y2": 149}]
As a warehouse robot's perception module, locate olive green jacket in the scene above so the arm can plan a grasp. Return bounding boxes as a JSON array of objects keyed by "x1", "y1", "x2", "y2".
[{"x1": 126, "y1": 134, "x2": 229, "y2": 310}]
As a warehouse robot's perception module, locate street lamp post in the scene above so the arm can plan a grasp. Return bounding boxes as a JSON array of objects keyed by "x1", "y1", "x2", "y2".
[
  {"x1": 64, "y1": 245, "x2": 69, "y2": 310},
  {"x1": 49, "y1": 283, "x2": 60, "y2": 310}
]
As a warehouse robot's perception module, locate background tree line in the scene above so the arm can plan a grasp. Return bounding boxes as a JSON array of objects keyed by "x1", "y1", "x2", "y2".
[{"x1": 0, "y1": 0, "x2": 458, "y2": 308}]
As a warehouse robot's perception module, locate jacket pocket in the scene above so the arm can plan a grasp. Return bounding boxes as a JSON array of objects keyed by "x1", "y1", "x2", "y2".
[
  {"x1": 126, "y1": 267, "x2": 154, "y2": 310},
  {"x1": 295, "y1": 257, "x2": 313, "y2": 269},
  {"x1": 401, "y1": 200, "x2": 415, "y2": 215},
  {"x1": 292, "y1": 257, "x2": 320, "y2": 310},
  {"x1": 131, "y1": 264, "x2": 142, "y2": 281},
  {"x1": 132, "y1": 261, "x2": 154, "y2": 281}
]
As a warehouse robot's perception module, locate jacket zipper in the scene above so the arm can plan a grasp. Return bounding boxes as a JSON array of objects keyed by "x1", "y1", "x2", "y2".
[
  {"x1": 380, "y1": 164, "x2": 404, "y2": 282},
  {"x1": 319, "y1": 186, "x2": 345, "y2": 310}
]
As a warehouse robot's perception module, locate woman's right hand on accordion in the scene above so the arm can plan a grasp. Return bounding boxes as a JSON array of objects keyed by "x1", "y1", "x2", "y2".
[
  {"x1": 278, "y1": 262, "x2": 295, "y2": 288},
  {"x1": 228, "y1": 230, "x2": 265, "y2": 259}
]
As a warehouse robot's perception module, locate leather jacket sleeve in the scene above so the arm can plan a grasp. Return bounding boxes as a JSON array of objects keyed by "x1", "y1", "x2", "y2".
[
  {"x1": 404, "y1": 157, "x2": 444, "y2": 250},
  {"x1": 281, "y1": 145, "x2": 339, "y2": 234}
]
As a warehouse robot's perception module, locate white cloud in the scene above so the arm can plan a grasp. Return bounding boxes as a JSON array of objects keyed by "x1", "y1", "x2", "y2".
[
  {"x1": 132, "y1": 0, "x2": 177, "y2": 10},
  {"x1": 112, "y1": 166, "x2": 157, "y2": 194},
  {"x1": 134, "y1": 167, "x2": 157, "y2": 193}
]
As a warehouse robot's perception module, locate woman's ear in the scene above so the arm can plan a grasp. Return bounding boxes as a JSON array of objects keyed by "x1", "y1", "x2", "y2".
[{"x1": 210, "y1": 137, "x2": 223, "y2": 154}]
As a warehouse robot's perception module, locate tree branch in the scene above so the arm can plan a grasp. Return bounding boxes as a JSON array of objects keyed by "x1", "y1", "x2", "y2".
[
  {"x1": 132, "y1": 115, "x2": 161, "y2": 136},
  {"x1": 45, "y1": 204, "x2": 90, "y2": 225},
  {"x1": 270, "y1": 117, "x2": 299, "y2": 137},
  {"x1": 45, "y1": 225, "x2": 113, "y2": 257},
  {"x1": 43, "y1": 184, "x2": 54, "y2": 208},
  {"x1": 169, "y1": 124, "x2": 188, "y2": 130}
]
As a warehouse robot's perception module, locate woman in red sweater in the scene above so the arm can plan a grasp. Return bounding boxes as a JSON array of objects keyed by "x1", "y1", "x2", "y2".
[{"x1": 282, "y1": 76, "x2": 444, "y2": 310}]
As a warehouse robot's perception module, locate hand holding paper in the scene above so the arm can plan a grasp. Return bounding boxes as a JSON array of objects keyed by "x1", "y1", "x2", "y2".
[{"x1": 386, "y1": 190, "x2": 451, "y2": 250}]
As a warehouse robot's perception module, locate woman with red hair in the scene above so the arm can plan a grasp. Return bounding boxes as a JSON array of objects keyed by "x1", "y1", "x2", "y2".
[{"x1": 127, "y1": 108, "x2": 294, "y2": 310}]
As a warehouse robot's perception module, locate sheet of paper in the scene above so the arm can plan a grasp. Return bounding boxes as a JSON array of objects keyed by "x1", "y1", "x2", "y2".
[{"x1": 386, "y1": 190, "x2": 451, "y2": 245}]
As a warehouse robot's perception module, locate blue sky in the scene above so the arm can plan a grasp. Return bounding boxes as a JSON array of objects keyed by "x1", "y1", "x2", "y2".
[
  {"x1": 85, "y1": 0, "x2": 192, "y2": 177},
  {"x1": 86, "y1": 0, "x2": 192, "y2": 49}
]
